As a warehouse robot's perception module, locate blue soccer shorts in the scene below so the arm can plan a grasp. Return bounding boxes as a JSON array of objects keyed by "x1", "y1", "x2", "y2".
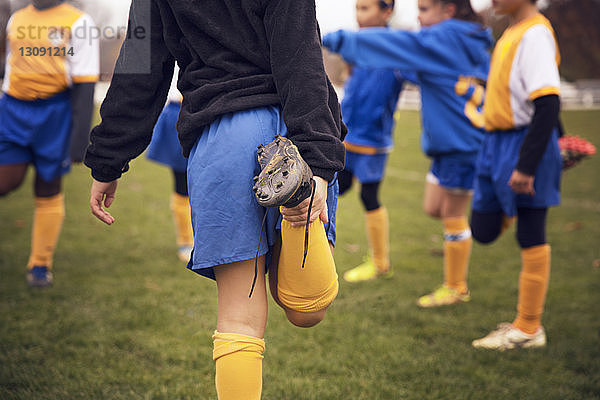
[
  {"x1": 0, "y1": 92, "x2": 72, "y2": 181},
  {"x1": 344, "y1": 151, "x2": 388, "y2": 184},
  {"x1": 186, "y1": 106, "x2": 338, "y2": 280},
  {"x1": 472, "y1": 127, "x2": 561, "y2": 217},
  {"x1": 146, "y1": 102, "x2": 187, "y2": 172},
  {"x1": 427, "y1": 152, "x2": 478, "y2": 193}
]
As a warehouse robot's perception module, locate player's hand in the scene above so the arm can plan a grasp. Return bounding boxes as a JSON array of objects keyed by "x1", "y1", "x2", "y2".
[
  {"x1": 280, "y1": 176, "x2": 329, "y2": 227},
  {"x1": 90, "y1": 178, "x2": 118, "y2": 225},
  {"x1": 508, "y1": 170, "x2": 535, "y2": 196}
]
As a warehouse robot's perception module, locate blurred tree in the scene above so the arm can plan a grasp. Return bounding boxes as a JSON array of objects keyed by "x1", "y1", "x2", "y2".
[{"x1": 543, "y1": 0, "x2": 600, "y2": 81}]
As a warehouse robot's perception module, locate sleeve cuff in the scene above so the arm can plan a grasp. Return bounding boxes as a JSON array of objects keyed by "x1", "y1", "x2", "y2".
[
  {"x1": 310, "y1": 167, "x2": 336, "y2": 183},
  {"x1": 86, "y1": 161, "x2": 129, "y2": 183}
]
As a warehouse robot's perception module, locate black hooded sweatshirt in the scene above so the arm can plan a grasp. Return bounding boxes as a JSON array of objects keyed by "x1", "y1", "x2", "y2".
[{"x1": 85, "y1": 0, "x2": 346, "y2": 183}]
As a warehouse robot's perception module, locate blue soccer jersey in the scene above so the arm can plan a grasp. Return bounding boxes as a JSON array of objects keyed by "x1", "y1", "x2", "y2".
[
  {"x1": 341, "y1": 66, "x2": 404, "y2": 153},
  {"x1": 323, "y1": 19, "x2": 493, "y2": 160}
]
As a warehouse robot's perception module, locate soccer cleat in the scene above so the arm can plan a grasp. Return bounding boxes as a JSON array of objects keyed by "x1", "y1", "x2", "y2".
[
  {"x1": 343, "y1": 258, "x2": 393, "y2": 283},
  {"x1": 558, "y1": 135, "x2": 596, "y2": 170},
  {"x1": 252, "y1": 135, "x2": 313, "y2": 209},
  {"x1": 472, "y1": 322, "x2": 546, "y2": 351},
  {"x1": 177, "y1": 245, "x2": 193, "y2": 263},
  {"x1": 417, "y1": 285, "x2": 470, "y2": 308},
  {"x1": 27, "y1": 266, "x2": 53, "y2": 288}
]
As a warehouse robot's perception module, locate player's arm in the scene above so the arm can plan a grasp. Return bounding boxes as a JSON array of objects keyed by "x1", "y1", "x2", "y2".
[
  {"x1": 264, "y1": 0, "x2": 345, "y2": 223},
  {"x1": 509, "y1": 94, "x2": 560, "y2": 195},
  {"x1": 84, "y1": 0, "x2": 174, "y2": 223},
  {"x1": 509, "y1": 25, "x2": 560, "y2": 195},
  {"x1": 322, "y1": 27, "x2": 453, "y2": 76},
  {"x1": 69, "y1": 82, "x2": 95, "y2": 162},
  {"x1": 67, "y1": 13, "x2": 100, "y2": 162}
]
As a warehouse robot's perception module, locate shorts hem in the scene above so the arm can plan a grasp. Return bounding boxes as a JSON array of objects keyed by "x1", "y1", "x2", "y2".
[{"x1": 187, "y1": 248, "x2": 270, "y2": 281}]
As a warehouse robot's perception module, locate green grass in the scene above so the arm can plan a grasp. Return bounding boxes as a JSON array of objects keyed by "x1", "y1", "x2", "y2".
[{"x1": 1, "y1": 110, "x2": 599, "y2": 399}]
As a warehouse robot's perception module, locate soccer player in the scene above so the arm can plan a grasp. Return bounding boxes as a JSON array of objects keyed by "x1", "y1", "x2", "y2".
[
  {"x1": 84, "y1": 1, "x2": 346, "y2": 398},
  {"x1": 323, "y1": 0, "x2": 492, "y2": 306},
  {"x1": 335, "y1": 0, "x2": 407, "y2": 283},
  {"x1": 471, "y1": 0, "x2": 562, "y2": 350},
  {"x1": 146, "y1": 66, "x2": 194, "y2": 263},
  {"x1": 0, "y1": 0, "x2": 99, "y2": 287}
]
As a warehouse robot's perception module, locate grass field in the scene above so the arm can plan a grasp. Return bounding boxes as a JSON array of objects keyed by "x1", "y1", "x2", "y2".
[{"x1": 1, "y1": 110, "x2": 599, "y2": 399}]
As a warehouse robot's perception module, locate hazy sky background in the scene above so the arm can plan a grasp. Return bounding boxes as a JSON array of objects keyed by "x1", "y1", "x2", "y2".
[
  {"x1": 39, "y1": 0, "x2": 497, "y2": 33},
  {"x1": 7, "y1": 0, "x2": 551, "y2": 31}
]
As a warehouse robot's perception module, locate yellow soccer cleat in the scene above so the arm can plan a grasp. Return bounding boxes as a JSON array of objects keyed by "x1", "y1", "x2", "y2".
[
  {"x1": 343, "y1": 258, "x2": 393, "y2": 283},
  {"x1": 417, "y1": 285, "x2": 470, "y2": 308}
]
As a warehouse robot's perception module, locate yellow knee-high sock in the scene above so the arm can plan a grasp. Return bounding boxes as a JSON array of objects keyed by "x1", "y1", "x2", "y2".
[
  {"x1": 277, "y1": 219, "x2": 339, "y2": 313},
  {"x1": 513, "y1": 244, "x2": 551, "y2": 334},
  {"x1": 27, "y1": 194, "x2": 65, "y2": 270},
  {"x1": 213, "y1": 331, "x2": 265, "y2": 400},
  {"x1": 365, "y1": 207, "x2": 390, "y2": 273},
  {"x1": 443, "y1": 216, "x2": 472, "y2": 294},
  {"x1": 170, "y1": 193, "x2": 194, "y2": 247}
]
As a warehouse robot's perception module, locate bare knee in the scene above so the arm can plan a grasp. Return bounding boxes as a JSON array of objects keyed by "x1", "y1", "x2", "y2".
[
  {"x1": 423, "y1": 203, "x2": 441, "y2": 219},
  {"x1": 0, "y1": 174, "x2": 26, "y2": 196},
  {"x1": 0, "y1": 164, "x2": 28, "y2": 195},
  {"x1": 285, "y1": 308, "x2": 327, "y2": 328}
]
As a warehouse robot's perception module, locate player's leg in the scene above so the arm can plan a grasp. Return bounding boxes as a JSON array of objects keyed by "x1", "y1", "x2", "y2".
[
  {"x1": 0, "y1": 163, "x2": 28, "y2": 195},
  {"x1": 513, "y1": 207, "x2": 550, "y2": 335},
  {"x1": 343, "y1": 153, "x2": 391, "y2": 282},
  {"x1": 470, "y1": 210, "x2": 504, "y2": 244},
  {"x1": 422, "y1": 174, "x2": 444, "y2": 219},
  {"x1": 418, "y1": 188, "x2": 473, "y2": 307},
  {"x1": 26, "y1": 174, "x2": 64, "y2": 287},
  {"x1": 472, "y1": 207, "x2": 549, "y2": 350},
  {"x1": 361, "y1": 181, "x2": 390, "y2": 274},
  {"x1": 186, "y1": 108, "x2": 278, "y2": 399},
  {"x1": 171, "y1": 169, "x2": 194, "y2": 262},
  {"x1": 213, "y1": 257, "x2": 268, "y2": 400},
  {"x1": 271, "y1": 180, "x2": 339, "y2": 327},
  {"x1": 418, "y1": 156, "x2": 474, "y2": 307},
  {"x1": 25, "y1": 93, "x2": 72, "y2": 287},
  {"x1": 269, "y1": 237, "x2": 332, "y2": 327},
  {"x1": 0, "y1": 95, "x2": 31, "y2": 195},
  {"x1": 472, "y1": 128, "x2": 559, "y2": 350},
  {"x1": 344, "y1": 180, "x2": 391, "y2": 282},
  {"x1": 439, "y1": 190, "x2": 472, "y2": 294}
]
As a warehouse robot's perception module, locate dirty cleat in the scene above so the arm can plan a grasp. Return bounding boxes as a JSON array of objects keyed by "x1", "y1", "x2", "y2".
[
  {"x1": 343, "y1": 258, "x2": 393, "y2": 283},
  {"x1": 417, "y1": 285, "x2": 470, "y2": 308},
  {"x1": 27, "y1": 266, "x2": 53, "y2": 288},
  {"x1": 177, "y1": 245, "x2": 193, "y2": 263},
  {"x1": 252, "y1": 135, "x2": 313, "y2": 209},
  {"x1": 472, "y1": 323, "x2": 546, "y2": 350}
]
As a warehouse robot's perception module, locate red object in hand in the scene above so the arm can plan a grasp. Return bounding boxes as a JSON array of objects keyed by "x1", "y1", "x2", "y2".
[{"x1": 558, "y1": 135, "x2": 596, "y2": 170}]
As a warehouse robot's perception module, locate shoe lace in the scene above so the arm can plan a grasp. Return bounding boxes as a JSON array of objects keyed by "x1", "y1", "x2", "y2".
[{"x1": 249, "y1": 179, "x2": 315, "y2": 298}]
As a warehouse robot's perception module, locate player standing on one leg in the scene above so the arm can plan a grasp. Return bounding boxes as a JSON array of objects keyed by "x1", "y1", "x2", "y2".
[
  {"x1": 470, "y1": 0, "x2": 562, "y2": 350},
  {"x1": 84, "y1": 1, "x2": 346, "y2": 398},
  {"x1": 323, "y1": 0, "x2": 492, "y2": 306},
  {"x1": 0, "y1": 0, "x2": 98, "y2": 287}
]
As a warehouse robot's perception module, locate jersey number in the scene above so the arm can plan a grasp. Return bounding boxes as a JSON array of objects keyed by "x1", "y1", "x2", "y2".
[{"x1": 455, "y1": 76, "x2": 485, "y2": 129}]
